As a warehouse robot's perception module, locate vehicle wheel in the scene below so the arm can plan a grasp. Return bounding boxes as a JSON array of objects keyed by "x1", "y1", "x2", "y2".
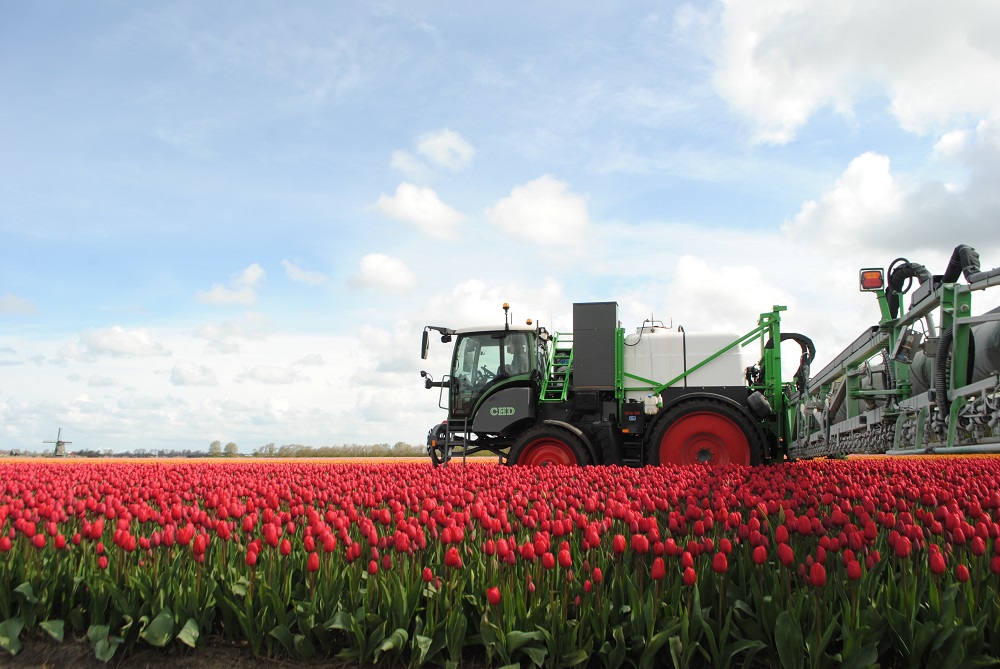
[
  {"x1": 647, "y1": 398, "x2": 763, "y2": 466},
  {"x1": 507, "y1": 426, "x2": 589, "y2": 466},
  {"x1": 429, "y1": 444, "x2": 450, "y2": 467},
  {"x1": 428, "y1": 424, "x2": 450, "y2": 467}
]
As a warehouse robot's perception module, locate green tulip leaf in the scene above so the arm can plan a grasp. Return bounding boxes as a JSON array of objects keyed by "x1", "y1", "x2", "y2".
[
  {"x1": 775, "y1": 611, "x2": 804, "y2": 669},
  {"x1": 0, "y1": 617, "x2": 25, "y2": 656},
  {"x1": 176, "y1": 618, "x2": 200, "y2": 648},
  {"x1": 140, "y1": 608, "x2": 174, "y2": 647},
  {"x1": 39, "y1": 619, "x2": 64, "y2": 644}
]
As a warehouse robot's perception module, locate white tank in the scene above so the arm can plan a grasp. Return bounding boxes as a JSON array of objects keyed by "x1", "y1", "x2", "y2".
[{"x1": 622, "y1": 325, "x2": 745, "y2": 403}]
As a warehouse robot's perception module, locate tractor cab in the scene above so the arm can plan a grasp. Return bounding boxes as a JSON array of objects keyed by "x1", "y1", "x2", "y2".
[
  {"x1": 421, "y1": 323, "x2": 543, "y2": 417},
  {"x1": 448, "y1": 327, "x2": 537, "y2": 417},
  {"x1": 420, "y1": 306, "x2": 549, "y2": 463}
]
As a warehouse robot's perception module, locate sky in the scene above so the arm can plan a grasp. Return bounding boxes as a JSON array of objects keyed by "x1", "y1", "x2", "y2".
[{"x1": 2, "y1": 1, "x2": 999, "y2": 454}]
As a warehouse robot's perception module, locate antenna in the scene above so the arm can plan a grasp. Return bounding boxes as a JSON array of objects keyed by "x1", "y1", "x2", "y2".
[{"x1": 43, "y1": 428, "x2": 72, "y2": 457}]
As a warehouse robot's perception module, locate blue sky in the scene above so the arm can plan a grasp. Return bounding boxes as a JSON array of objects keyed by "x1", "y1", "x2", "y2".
[{"x1": 2, "y1": 1, "x2": 999, "y2": 453}]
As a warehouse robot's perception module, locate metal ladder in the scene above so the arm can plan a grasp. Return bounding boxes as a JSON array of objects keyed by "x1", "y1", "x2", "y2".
[{"x1": 541, "y1": 333, "x2": 573, "y2": 401}]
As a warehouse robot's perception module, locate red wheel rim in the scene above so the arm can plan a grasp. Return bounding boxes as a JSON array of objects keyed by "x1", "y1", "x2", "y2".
[
  {"x1": 659, "y1": 411, "x2": 750, "y2": 465},
  {"x1": 518, "y1": 438, "x2": 576, "y2": 466}
]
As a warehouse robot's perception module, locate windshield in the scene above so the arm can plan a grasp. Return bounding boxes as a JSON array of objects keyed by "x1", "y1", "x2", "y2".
[{"x1": 450, "y1": 331, "x2": 532, "y2": 417}]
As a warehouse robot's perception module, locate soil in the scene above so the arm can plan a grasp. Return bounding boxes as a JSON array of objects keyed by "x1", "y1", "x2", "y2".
[
  {"x1": 0, "y1": 637, "x2": 339, "y2": 669},
  {"x1": 0, "y1": 637, "x2": 490, "y2": 669}
]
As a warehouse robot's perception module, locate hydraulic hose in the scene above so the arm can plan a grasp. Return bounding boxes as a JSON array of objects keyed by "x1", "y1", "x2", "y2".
[
  {"x1": 935, "y1": 326, "x2": 954, "y2": 424},
  {"x1": 763, "y1": 333, "x2": 816, "y2": 395}
]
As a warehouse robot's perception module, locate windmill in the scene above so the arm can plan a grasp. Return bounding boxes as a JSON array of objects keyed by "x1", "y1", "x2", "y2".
[{"x1": 43, "y1": 428, "x2": 72, "y2": 457}]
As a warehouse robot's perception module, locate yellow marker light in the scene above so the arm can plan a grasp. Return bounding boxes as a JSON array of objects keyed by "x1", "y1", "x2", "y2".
[
  {"x1": 859, "y1": 268, "x2": 884, "y2": 291},
  {"x1": 526, "y1": 318, "x2": 533, "y2": 325}
]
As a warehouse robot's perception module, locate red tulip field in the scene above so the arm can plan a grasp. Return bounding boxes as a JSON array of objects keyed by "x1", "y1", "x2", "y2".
[{"x1": 2, "y1": 458, "x2": 1000, "y2": 667}]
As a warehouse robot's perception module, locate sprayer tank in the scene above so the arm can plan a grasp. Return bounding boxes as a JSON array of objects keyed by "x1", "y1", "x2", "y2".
[{"x1": 621, "y1": 326, "x2": 745, "y2": 402}]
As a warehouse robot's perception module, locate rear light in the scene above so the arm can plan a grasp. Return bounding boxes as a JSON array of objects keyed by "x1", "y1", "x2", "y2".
[{"x1": 859, "y1": 268, "x2": 884, "y2": 291}]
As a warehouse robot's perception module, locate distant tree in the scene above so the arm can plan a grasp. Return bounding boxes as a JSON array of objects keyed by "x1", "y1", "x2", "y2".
[
  {"x1": 209, "y1": 440, "x2": 223, "y2": 457},
  {"x1": 224, "y1": 442, "x2": 238, "y2": 457},
  {"x1": 254, "y1": 443, "x2": 277, "y2": 457}
]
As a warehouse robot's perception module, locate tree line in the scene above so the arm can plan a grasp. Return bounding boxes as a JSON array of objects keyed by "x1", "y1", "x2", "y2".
[{"x1": 8, "y1": 441, "x2": 427, "y2": 459}]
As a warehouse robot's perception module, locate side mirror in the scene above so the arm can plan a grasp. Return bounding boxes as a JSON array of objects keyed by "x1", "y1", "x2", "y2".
[{"x1": 421, "y1": 329, "x2": 430, "y2": 360}]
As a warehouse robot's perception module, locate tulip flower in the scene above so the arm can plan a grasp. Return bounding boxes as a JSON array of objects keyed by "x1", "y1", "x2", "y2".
[
  {"x1": 929, "y1": 551, "x2": 946, "y2": 576},
  {"x1": 712, "y1": 552, "x2": 728, "y2": 574}
]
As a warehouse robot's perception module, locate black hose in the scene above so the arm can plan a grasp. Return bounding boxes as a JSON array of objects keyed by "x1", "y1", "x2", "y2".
[
  {"x1": 942, "y1": 244, "x2": 981, "y2": 284},
  {"x1": 885, "y1": 259, "x2": 931, "y2": 319},
  {"x1": 935, "y1": 326, "x2": 953, "y2": 423},
  {"x1": 763, "y1": 333, "x2": 816, "y2": 395}
]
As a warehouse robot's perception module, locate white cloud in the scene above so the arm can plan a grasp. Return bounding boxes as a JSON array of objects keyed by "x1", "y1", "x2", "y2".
[
  {"x1": 665, "y1": 255, "x2": 798, "y2": 334},
  {"x1": 235, "y1": 365, "x2": 304, "y2": 385},
  {"x1": 196, "y1": 263, "x2": 265, "y2": 305},
  {"x1": 486, "y1": 175, "x2": 589, "y2": 246},
  {"x1": 714, "y1": 0, "x2": 1000, "y2": 143},
  {"x1": 74, "y1": 326, "x2": 171, "y2": 358},
  {"x1": 933, "y1": 130, "x2": 968, "y2": 159},
  {"x1": 170, "y1": 361, "x2": 219, "y2": 386},
  {"x1": 88, "y1": 375, "x2": 116, "y2": 387},
  {"x1": 349, "y1": 254, "x2": 418, "y2": 295},
  {"x1": 390, "y1": 150, "x2": 428, "y2": 181},
  {"x1": 783, "y1": 138, "x2": 1000, "y2": 253},
  {"x1": 390, "y1": 130, "x2": 475, "y2": 179},
  {"x1": 783, "y1": 152, "x2": 903, "y2": 249},
  {"x1": 292, "y1": 353, "x2": 325, "y2": 366},
  {"x1": 416, "y1": 129, "x2": 475, "y2": 170},
  {"x1": 194, "y1": 311, "x2": 274, "y2": 342},
  {"x1": 374, "y1": 183, "x2": 464, "y2": 239},
  {"x1": 281, "y1": 259, "x2": 327, "y2": 286},
  {"x1": 0, "y1": 293, "x2": 36, "y2": 315}
]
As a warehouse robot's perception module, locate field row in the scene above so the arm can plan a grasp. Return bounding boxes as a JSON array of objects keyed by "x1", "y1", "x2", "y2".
[{"x1": 2, "y1": 458, "x2": 1000, "y2": 667}]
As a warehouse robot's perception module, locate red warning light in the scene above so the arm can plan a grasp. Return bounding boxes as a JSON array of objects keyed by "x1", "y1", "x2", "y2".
[{"x1": 859, "y1": 269, "x2": 884, "y2": 291}]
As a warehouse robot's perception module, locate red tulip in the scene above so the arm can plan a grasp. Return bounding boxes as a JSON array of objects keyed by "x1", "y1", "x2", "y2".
[
  {"x1": 956, "y1": 564, "x2": 970, "y2": 583},
  {"x1": 307, "y1": 552, "x2": 320, "y2": 573},
  {"x1": 683, "y1": 566, "x2": 697, "y2": 587},
  {"x1": 612, "y1": 534, "x2": 626, "y2": 555},
  {"x1": 809, "y1": 562, "x2": 827, "y2": 587},
  {"x1": 929, "y1": 551, "x2": 946, "y2": 576},
  {"x1": 445, "y1": 546, "x2": 463, "y2": 569},
  {"x1": 651, "y1": 557, "x2": 665, "y2": 581},
  {"x1": 846, "y1": 560, "x2": 862, "y2": 581},
  {"x1": 712, "y1": 552, "x2": 728, "y2": 574},
  {"x1": 486, "y1": 587, "x2": 501, "y2": 606},
  {"x1": 752, "y1": 545, "x2": 767, "y2": 565}
]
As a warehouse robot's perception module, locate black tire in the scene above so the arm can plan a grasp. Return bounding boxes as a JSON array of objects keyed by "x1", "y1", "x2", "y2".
[
  {"x1": 646, "y1": 398, "x2": 764, "y2": 466},
  {"x1": 428, "y1": 424, "x2": 450, "y2": 467},
  {"x1": 507, "y1": 426, "x2": 590, "y2": 467}
]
